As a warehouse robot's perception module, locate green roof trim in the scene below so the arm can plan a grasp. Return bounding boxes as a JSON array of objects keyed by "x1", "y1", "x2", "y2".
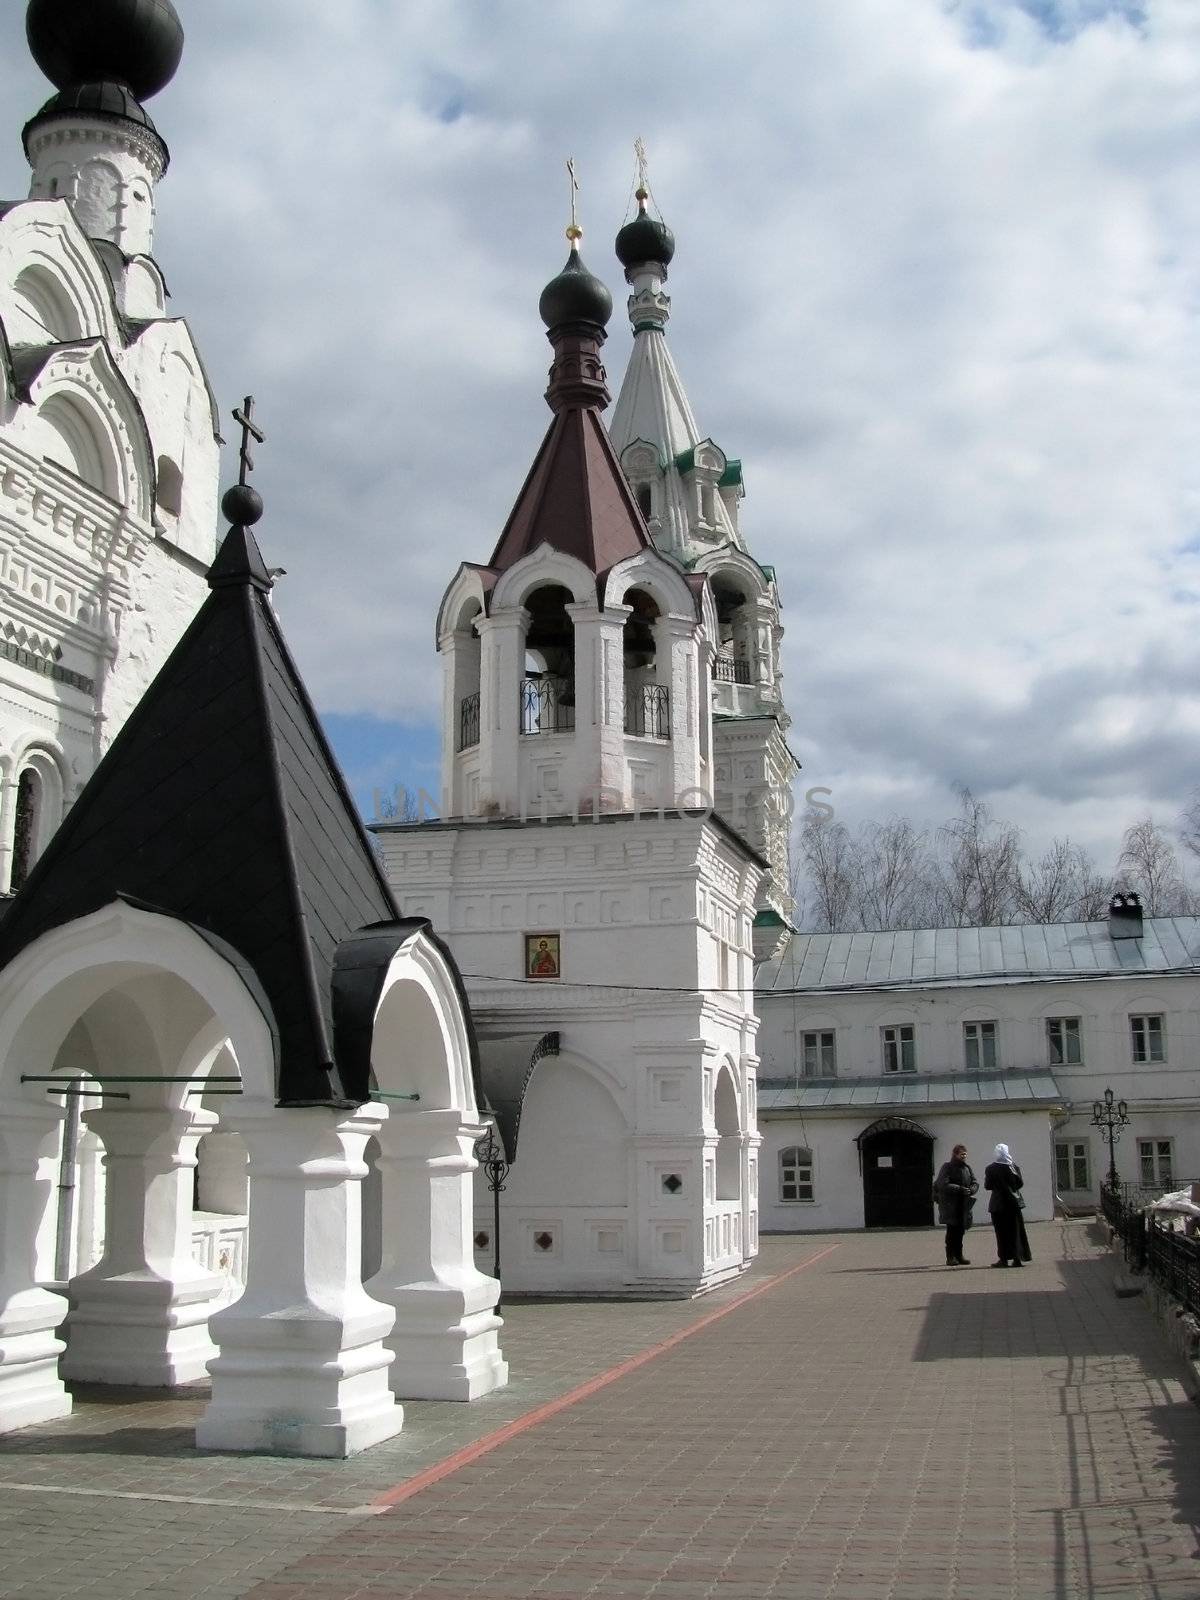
[
  {"x1": 718, "y1": 460, "x2": 743, "y2": 488},
  {"x1": 632, "y1": 320, "x2": 666, "y2": 335},
  {"x1": 754, "y1": 907, "x2": 787, "y2": 928},
  {"x1": 760, "y1": 564, "x2": 775, "y2": 580},
  {"x1": 674, "y1": 446, "x2": 696, "y2": 475}
]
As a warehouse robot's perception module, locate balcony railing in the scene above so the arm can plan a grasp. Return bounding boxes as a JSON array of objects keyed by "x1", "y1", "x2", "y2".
[
  {"x1": 625, "y1": 683, "x2": 671, "y2": 739},
  {"x1": 458, "y1": 690, "x2": 480, "y2": 751},
  {"x1": 712, "y1": 657, "x2": 753, "y2": 685},
  {"x1": 520, "y1": 675, "x2": 575, "y2": 735}
]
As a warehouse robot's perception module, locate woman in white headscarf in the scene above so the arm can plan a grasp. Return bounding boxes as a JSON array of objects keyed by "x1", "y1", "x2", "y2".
[{"x1": 985, "y1": 1143, "x2": 1032, "y2": 1267}]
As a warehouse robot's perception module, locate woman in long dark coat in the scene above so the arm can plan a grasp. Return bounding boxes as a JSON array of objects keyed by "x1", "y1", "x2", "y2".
[
  {"x1": 985, "y1": 1143, "x2": 1032, "y2": 1267},
  {"x1": 933, "y1": 1143, "x2": 978, "y2": 1265}
]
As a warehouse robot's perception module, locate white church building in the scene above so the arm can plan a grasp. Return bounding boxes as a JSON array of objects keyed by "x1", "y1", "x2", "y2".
[{"x1": 0, "y1": 0, "x2": 507, "y2": 1456}]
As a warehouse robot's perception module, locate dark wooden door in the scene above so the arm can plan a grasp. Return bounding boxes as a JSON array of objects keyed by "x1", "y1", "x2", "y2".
[{"x1": 862, "y1": 1130, "x2": 934, "y2": 1228}]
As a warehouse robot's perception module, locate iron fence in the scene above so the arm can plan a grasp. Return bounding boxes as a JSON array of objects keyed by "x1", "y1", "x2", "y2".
[
  {"x1": 458, "y1": 690, "x2": 480, "y2": 751},
  {"x1": 520, "y1": 676, "x2": 575, "y2": 735},
  {"x1": 1101, "y1": 1179, "x2": 1200, "y2": 1314},
  {"x1": 625, "y1": 683, "x2": 671, "y2": 739}
]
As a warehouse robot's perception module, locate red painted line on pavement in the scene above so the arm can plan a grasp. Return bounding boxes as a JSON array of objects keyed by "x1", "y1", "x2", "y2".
[{"x1": 372, "y1": 1241, "x2": 842, "y2": 1510}]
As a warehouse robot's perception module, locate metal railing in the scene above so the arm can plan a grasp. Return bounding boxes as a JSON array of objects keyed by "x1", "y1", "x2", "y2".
[
  {"x1": 625, "y1": 683, "x2": 671, "y2": 739},
  {"x1": 712, "y1": 657, "x2": 753, "y2": 685},
  {"x1": 520, "y1": 675, "x2": 575, "y2": 735},
  {"x1": 458, "y1": 690, "x2": 480, "y2": 751},
  {"x1": 1101, "y1": 1179, "x2": 1200, "y2": 1314}
]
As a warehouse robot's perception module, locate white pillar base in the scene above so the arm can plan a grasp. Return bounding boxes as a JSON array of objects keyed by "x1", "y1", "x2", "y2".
[
  {"x1": 367, "y1": 1110, "x2": 508, "y2": 1402},
  {"x1": 62, "y1": 1107, "x2": 226, "y2": 1386},
  {"x1": 378, "y1": 1281, "x2": 508, "y2": 1400},
  {"x1": 0, "y1": 1286, "x2": 72, "y2": 1431},
  {"x1": 198, "y1": 1103, "x2": 402, "y2": 1458},
  {"x1": 0, "y1": 1101, "x2": 72, "y2": 1432}
]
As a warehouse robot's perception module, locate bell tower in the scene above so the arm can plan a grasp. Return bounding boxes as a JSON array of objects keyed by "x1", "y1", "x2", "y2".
[
  {"x1": 610, "y1": 177, "x2": 799, "y2": 939},
  {"x1": 437, "y1": 226, "x2": 715, "y2": 823}
]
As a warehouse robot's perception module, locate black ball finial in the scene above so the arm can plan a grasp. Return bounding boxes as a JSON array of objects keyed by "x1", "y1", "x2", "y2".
[
  {"x1": 27, "y1": 0, "x2": 184, "y2": 101},
  {"x1": 221, "y1": 483, "x2": 264, "y2": 528}
]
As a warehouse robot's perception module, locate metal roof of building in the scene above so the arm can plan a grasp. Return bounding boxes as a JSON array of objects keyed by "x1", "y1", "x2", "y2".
[
  {"x1": 757, "y1": 1069, "x2": 1063, "y2": 1116},
  {"x1": 755, "y1": 920, "x2": 1200, "y2": 994}
]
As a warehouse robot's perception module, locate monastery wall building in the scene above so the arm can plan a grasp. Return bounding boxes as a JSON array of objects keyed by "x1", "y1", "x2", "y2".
[{"x1": 755, "y1": 896, "x2": 1200, "y2": 1234}]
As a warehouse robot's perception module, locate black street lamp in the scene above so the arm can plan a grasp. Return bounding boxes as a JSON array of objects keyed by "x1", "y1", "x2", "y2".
[
  {"x1": 1091, "y1": 1086, "x2": 1130, "y2": 1190},
  {"x1": 473, "y1": 1121, "x2": 510, "y2": 1311}
]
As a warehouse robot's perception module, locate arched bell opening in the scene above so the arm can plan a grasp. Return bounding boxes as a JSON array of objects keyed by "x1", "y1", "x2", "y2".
[
  {"x1": 521, "y1": 585, "x2": 575, "y2": 735},
  {"x1": 6, "y1": 747, "x2": 66, "y2": 894},
  {"x1": 452, "y1": 598, "x2": 483, "y2": 753},
  {"x1": 622, "y1": 588, "x2": 668, "y2": 739},
  {"x1": 711, "y1": 574, "x2": 754, "y2": 686}
]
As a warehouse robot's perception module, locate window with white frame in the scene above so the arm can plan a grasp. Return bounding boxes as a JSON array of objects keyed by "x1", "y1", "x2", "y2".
[
  {"x1": 1139, "y1": 1138, "x2": 1173, "y2": 1189},
  {"x1": 1131, "y1": 1015, "x2": 1165, "y2": 1064},
  {"x1": 801, "y1": 1030, "x2": 836, "y2": 1077},
  {"x1": 882, "y1": 1024, "x2": 916, "y2": 1073},
  {"x1": 1047, "y1": 1016, "x2": 1082, "y2": 1066},
  {"x1": 963, "y1": 1021, "x2": 997, "y2": 1072},
  {"x1": 1054, "y1": 1139, "x2": 1091, "y2": 1192},
  {"x1": 779, "y1": 1145, "x2": 814, "y2": 1202}
]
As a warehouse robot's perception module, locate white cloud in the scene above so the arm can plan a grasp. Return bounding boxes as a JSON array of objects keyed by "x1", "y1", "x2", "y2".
[{"x1": 1, "y1": 0, "x2": 1197, "y2": 871}]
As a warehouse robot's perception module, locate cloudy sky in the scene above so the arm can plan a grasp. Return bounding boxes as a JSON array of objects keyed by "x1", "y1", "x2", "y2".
[{"x1": 3, "y1": 0, "x2": 1198, "y2": 868}]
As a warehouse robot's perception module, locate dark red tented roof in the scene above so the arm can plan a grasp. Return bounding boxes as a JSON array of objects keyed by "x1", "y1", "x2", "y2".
[
  {"x1": 0, "y1": 520, "x2": 401, "y2": 1106},
  {"x1": 489, "y1": 405, "x2": 652, "y2": 577}
]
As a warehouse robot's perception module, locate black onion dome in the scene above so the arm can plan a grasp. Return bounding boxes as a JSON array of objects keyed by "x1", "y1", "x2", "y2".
[
  {"x1": 616, "y1": 199, "x2": 675, "y2": 270},
  {"x1": 538, "y1": 246, "x2": 613, "y2": 330},
  {"x1": 27, "y1": 0, "x2": 184, "y2": 101}
]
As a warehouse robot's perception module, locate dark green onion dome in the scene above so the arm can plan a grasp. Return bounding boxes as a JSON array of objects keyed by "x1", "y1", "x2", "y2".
[
  {"x1": 615, "y1": 188, "x2": 675, "y2": 270},
  {"x1": 27, "y1": 0, "x2": 184, "y2": 101},
  {"x1": 538, "y1": 235, "x2": 613, "y2": 330}
]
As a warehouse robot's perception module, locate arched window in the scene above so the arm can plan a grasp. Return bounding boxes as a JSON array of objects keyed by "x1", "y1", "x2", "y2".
[
  {"x1": 13, "y1": 263, "x2": 84, "y2": 342},
  {"x1": 8, "y1": 749, "x2": 65, "y2": 893},
  {"x1": 10, "y1": 767, "x2": 41, "y2": 892},
  {"x1": 779, "y1": 1146, "x2": 814, "y2": 1203},
  {"x1": 521, "y1": 586, "x2": 575, "y2": 735}
]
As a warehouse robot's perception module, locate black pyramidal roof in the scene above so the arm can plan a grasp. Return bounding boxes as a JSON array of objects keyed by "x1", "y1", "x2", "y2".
[{"x1": 0, "y1": 518, "x2": 400, "y2": 1105}]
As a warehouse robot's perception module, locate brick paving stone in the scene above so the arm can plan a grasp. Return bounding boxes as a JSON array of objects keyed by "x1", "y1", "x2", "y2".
[{"x1": 1, "y1": 1224, "x2": 1199, "y2": 1596}]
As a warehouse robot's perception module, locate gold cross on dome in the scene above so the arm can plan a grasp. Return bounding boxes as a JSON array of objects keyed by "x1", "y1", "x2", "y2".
[
  {"x1": 232, "y1": 395, "x2": 265, "y2": 487},
  {"x1": 634, "y1": 137, "x2": 649, "y2": 192},
  {"x1": 566, "y1": 156, "x2": 581, "y2": 241}
]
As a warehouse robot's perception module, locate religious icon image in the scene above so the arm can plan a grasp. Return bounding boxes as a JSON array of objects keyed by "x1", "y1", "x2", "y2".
[{"x1": 525, "y1": 932, "x2": 561, "y2": 980}]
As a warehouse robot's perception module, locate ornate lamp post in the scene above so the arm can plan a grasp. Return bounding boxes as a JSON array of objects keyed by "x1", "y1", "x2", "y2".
[
  {"x1": 473, "y1": 1121, "x2": 510, "y2": 1311},
  {"x1": 1091, "y1": 1086, "x2": 1129, "y2": 1190}
]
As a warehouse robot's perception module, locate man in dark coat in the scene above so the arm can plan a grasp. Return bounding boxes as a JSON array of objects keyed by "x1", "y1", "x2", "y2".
[{"x1": 933, "y1": 1143, "x2": 978, "y2": 1265}]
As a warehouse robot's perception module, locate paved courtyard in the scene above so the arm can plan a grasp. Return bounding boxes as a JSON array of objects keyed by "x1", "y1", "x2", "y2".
[{"x1": 0, "y1": 1221, "x2": 1198, "y2": 1598}]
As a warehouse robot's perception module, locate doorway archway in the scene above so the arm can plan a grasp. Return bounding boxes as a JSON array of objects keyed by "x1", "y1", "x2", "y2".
[{"x1": 857, "y1": 1117, "x2": 934, "y2": 1228}]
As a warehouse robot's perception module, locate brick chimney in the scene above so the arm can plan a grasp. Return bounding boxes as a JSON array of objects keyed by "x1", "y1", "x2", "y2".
[{"x1": 1108, "y1": 890, "x2": 1144, "y2": 940}]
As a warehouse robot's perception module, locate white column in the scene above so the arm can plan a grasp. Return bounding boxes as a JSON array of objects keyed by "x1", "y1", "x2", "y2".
[
  {"x1": 0, "y1": 1099, "x2": 72, "y2": 1432},
  {"x1": 63, "y1": 1106, "x2": 225, "y2": 1385},
  {"x1": 568, "y1": 603, "x2": 630, "y2": 808},
  {"x1": 198, "y1": 1102, "x2": 401, "y2": 1458},
  {"x1": 655, "y1": 613, "x2": 703, "y2": 803},
  {"x1": 476, "y1": 610, "x2": 526, "y2": 816},
  {"x1": 366, "y1": 1110, "x2": 507, "y2": 1401}
]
